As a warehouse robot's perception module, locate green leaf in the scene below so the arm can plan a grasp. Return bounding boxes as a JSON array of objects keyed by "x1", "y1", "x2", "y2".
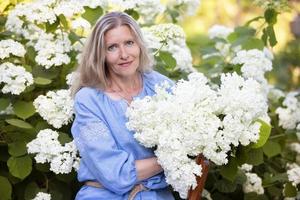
[
  {"x1": 7, "y1": 155, "x2": 32, "y2": 179},
  {"x1": 159, "y1": 51, "x2": 177, "y2": 68},
  {"x1": 5, "y1": 119, "x2": 34, "y2": 129},
  {"x1": 82, "y1": 6, "x2": 103, "y2": 25},
  {"x1": 58, "y1": 14, "x2": 68, "y2": 29},
  {"x1": 246, "y1": 148, "x2": 263, "y2": 166},
  {"x1": 215, "y1": 179, "x2": 237, "y2": 193},
  {"x1": 0, "y1": 176, "x2": 12, "y2": 200},
  {"x1": 220, "y1": 157, "x2": 238, "y2": 181},
  {"x1": 252, "y1": 119, "x2": 272, "y2": 148},
  {"x1": 284, "y1": 182, "x2": 297, "y2": 197},
  {"x1": 261, "y1": 28, "x2": 268, "y2": 46},
  {"x1": 25, "y1": 46, "x2": 36, "y2": 63},
  {"x1": 24, "y1": 182, "x2": 40, "y2": 200},
  {"x1": 242, "y1": 38, "x2": 264, "y2": 50},
  {"x1": 13, "y1": 101, "x2": 36, "y2": 120},
  {"x1": 58, "y1": 132, "x2": 72, "y2": 145},
  {"x1": 124, "y1": 9, "x2": 139, "y2": 20},
  {"x1": 236, "y1": 146, "x2": 248, "y2": 165},
  {"x1": 267, "y1": 26, "x2": 277, "y2": 47},
  {"x1": 34, "y1": 77, "x2": 52, "y2": 85},
  {"x1": 264, "y1": 9, "x2": 277, "y2": 25},
  {"x1": 8, "y1": 141, "x2": 27, "y2": 157},
  {"x1": 0, "y1": 98, "x2": 10, "y2": 111},
  {"x1": 45, "y1": 18, "x2": 59, "y2": 33},
  {"x1": 263, "y1": 141, "x2": 281, "y2": 158},
  {"x1": 68, "y1": 31, "x2": 81, "y2": 44}
]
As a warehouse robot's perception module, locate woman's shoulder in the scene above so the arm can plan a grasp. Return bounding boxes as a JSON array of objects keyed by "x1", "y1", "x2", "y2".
[
  {"x1": 74, "y1": 86, "x2": 103, "y2": 106},
  {"x1": 143, "y1": 70, "x2": 173, "y2": 85}
]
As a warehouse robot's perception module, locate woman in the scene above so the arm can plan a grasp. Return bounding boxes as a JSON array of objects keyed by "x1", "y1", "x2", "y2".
[{"x1": 71, "y1": 12, "x2": 175, "y2": 200}]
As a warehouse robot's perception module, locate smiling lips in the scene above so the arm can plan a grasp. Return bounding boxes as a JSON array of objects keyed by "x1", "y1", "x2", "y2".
[{"x1": 118, "y1": 61, "x2": 133, "y2": 67}]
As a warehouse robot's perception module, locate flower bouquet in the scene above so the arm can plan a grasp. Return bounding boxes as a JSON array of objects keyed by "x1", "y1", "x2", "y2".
[{"x1": 126, "y1": 72, "x2": 269, "y2": 199}]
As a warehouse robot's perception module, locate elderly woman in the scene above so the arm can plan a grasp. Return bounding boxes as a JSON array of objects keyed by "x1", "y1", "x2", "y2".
[{"x1": 71, "y1": 12, "x2": 175, "y2": 200}]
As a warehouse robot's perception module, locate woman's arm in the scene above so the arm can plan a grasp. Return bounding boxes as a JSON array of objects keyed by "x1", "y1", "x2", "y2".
[{"x1": 135, "y1": 157, "x2": 163, "y2": 181}]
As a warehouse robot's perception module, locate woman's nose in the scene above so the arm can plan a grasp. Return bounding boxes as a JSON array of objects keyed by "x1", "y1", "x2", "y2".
[{"x1": 120, "y1": 46, "x2": 129, "y2": 59}]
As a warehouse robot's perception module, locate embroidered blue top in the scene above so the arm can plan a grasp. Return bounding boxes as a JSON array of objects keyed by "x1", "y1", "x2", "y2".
[{"x1": 71, "y1": 71, "x2": 175, "y2": 200}]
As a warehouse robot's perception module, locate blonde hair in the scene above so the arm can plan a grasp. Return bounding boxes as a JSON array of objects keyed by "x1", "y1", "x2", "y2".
[{"x1": 71, "y1": 12, "x2": 153, "y2": 97}]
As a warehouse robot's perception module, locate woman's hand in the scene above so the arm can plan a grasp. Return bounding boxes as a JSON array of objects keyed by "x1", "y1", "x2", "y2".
[{"x1": 135, "y1": 157, "x2": 163, "y2": 181}]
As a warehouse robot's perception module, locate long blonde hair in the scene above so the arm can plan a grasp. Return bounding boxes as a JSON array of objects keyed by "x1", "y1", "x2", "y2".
[{"x1": 71, "y1": 12, "x2": 153, "y2": 97}]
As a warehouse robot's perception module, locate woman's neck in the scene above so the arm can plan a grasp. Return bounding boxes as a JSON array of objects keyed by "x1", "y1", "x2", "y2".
[{"x1": 107, "y1": 72, "x2": 141, "y2": 94}]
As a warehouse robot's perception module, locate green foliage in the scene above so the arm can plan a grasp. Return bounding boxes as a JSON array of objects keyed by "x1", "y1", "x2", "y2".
[
  {"x1": 284, "y1": 182, "x2": 297, "y2": 197},
  {"x1": 262, "y1": 140, "x2": 281, "y2": 158},
  {"x1": 252, "y1": 119, "x2": 272, "y2": 148},
  {"x1": 246, "y1": 148, "x2": 264, "y2": 166},
  {"x1": 7, "y1": 155, "x2": 32, "y2": 179},
  {"x1": 220, "y1": 157, "x2": 238, "y2": 181},
  {"x1": 0, "y1": 176, "x2": 12, "y2": 200},
  {"x1": 5, "y1": 119, "x2": 34, "y2": 129},
  {"x1": 82, "y1": 6, "x2": 103, "y2": 25},
  {"x1": 12, "y1": 101, "x2": 35, "y2": 120}
]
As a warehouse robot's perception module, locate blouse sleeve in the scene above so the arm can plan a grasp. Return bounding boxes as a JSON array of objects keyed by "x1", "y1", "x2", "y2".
[{"x1": 71, "y1": 90, "x2": 138, "y2": 195}]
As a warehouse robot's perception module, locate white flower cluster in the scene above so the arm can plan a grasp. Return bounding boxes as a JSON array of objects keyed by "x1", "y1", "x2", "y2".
[
  {"x1": 0, "y1": 39, "x2": 26, "y2": 59},
  {"x1": 0, "y1": 62, "x2": 33, "y2": 95},
  {"x1": 27, "y1": 129, "x2": 80, "y2": 174},
  {"x1": 33, "y1": 90, "x2": 74, "y2": 129},
  {"x1": 32, "y1": 192, "x2": 51, "y2": 200},
  {"x1": 126, "y1": 72, "x2": 268, "y2": 198},
  {"x1": 287, "y1": 163, "x2": 300, "y2": 186},
  {"x1": 166, "y1": 0, "x2": 201, "y2": 17},
  {"x1": 276, "y1": 92, "x2": 300, "y2": 130},
  {"x1": 243, "y1": 173, "x2": 264, "y2": 194},
  {"x1": 143, "y1": 24, "x2": 195, "y2": 72},
  {"x1": 33, "y1": 31, "x2": 72, "y2": 69},
  {"x1": 239, "y1": 164, "x2": 264, "y2": 195},
  {"x1": 106, "y1": 0, "x2": 164, "y2": 23},
  {"x1": 231, "y1": 49, "x2": 273, "y2": 84},
  {"x1": 208, "y1": 25, "x2": 233, "y2": 40},
  {"x1": 66, "y1": 72, "x2": 79, "y2": 86}
]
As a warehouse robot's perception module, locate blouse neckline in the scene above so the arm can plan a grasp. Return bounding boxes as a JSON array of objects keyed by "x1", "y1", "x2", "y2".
[{"x1": 101, "y1": 72, "x2": 146, "y2": 105}]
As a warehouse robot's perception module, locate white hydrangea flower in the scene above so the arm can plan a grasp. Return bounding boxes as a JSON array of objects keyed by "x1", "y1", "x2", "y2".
[
  {"x1": 0, "y1": 39, "x2": 26, "y2": 59},
  {"x1": 243, "y1": 172, "x2": 264, "y2": 194},
  {"x1": 33, "y1": 31, "x2": 71, "y2": 69},
  {"x1": 33, "y1": 89, "x2": 74, "y2": 129},
  {"x1": 268, "y1": 86, "x2": 285, "y2": 101},
  {"x1": 54, "y1": 0, "x2": 84, "y2": 17},
  {"x1": 231, "y1": 49, "x2": 273, "y2": 84},
  {"x1": 208, "y1": 25, "x2": 233, "y2": 39},
  {"x1": 290, "y1": 143, "x2": 300, "y2": 154},
  {"x1": 287, "y1": 163, "x2": 300, "y2": 186},
  {"x1": 32, "y1": 192, "x2": 51, "y2": 200},
  {"x1": 127, "y1": 72, "x2": 268, "y2": 198},
  {"x1": 27, "y1": 129, "x2": 62, "y2": 163},
  {"x1": 27, "y1": 129, "x2": 80, "y2": 174},
  {"x1": 166, "y1": 0, "x2": 201, "y2": 17},
  {"x1": 80, "y1": 0, "x2": 109, "y2": 9},
  {"x1": 240, "y1": 164, "x2": 253, "y2": 172},
  {"x1": 66, "y1": 71, "x2": 79, "y2": 86},
  {"x1": 0, "y1": 62, "x2": 33, "y2": 95},
  {"x1": 276, "y1": 92, "x2": 300, "y2": 130},
  {"x1": 142, "y1": 24, "x2": 195, "y2": 72},
  {"x1": 71, "y1": 17, "x2": 91, "y2": 30}
]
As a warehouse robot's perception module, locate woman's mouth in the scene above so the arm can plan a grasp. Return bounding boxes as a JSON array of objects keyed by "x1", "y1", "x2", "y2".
[{"x1": 118, "y1": 61, "x2": 133, "y2": 67}]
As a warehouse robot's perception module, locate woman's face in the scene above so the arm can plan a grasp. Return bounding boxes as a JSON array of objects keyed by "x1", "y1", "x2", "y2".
[{"x1": 104, "y1": 25, "x2": 141, "y2": 79}]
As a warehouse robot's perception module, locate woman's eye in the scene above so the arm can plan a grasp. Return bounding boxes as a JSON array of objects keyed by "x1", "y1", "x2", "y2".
[
  {"x1": 126, "y1": 41, "x2": 134, "y2": 46},
  {"x1": 107, "y1": 45, "x2": 117, "y2": 51}
]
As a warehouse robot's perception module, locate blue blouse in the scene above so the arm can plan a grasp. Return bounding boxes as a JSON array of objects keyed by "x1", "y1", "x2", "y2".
[{"x1": 71, "y1": 71, "x2": 175, "y2": 200}]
